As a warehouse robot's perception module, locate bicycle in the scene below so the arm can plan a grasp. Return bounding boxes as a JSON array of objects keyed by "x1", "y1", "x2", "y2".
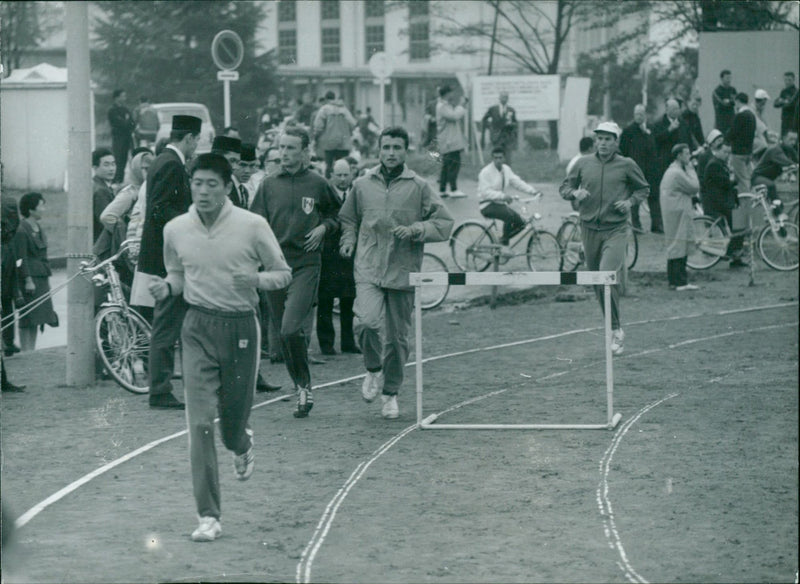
[
  {"x1": 449, "y1": 194, "x2": 561, "y2": 272},
  {"x1": 80, "y1": 239, "x2": 151, "y2": 394},
  {"x1": 555, "y1": 212, "x2": 639, "y2": 271},
  {"x1": 687, "y1": 184, "x2": 799, "y2": 271}
]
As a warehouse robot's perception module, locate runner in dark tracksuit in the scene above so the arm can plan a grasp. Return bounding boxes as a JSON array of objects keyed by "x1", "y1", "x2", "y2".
[
  {"x1": 560, "y1": 122, "x2": 649, "y2": 356},
  {"x1": 250, "y1": 127, "x2": 340, "y2": 418}
]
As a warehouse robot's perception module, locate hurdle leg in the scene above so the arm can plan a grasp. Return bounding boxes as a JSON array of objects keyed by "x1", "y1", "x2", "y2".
[
  {"x1": 415, "y1": 284, "x2": 423, "y2": 427},
  {"x1": 604, "y1": 283, "x2": 620, "y2": 428}
]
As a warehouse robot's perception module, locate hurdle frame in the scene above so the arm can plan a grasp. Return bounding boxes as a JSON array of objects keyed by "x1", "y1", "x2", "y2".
[{"x1": 410, "y1": 270, "x2": 622, "y2": 431}]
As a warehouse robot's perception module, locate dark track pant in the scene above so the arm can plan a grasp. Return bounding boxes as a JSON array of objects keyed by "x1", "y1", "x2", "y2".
[
  {"x1": 667, "y1": 257, "x2": 689, "y2": 287},
  {"x1": 149, "y1": 294, "x2": 188, "y2": 397},
  {"x1": 582, "y1": 223, "x2": 627, "y2": 331},
  {"x1": 480, "y1": 202, "x2": 525, "y2": 245},
  {"x1": 182, "y1": 305, "x2": 259, "y2": 520},
  {"x1": 266, "y1": 264, "x2": 320, "y2": 389},
  {"x1": 317, "y1": 294, "x2": 355, "y2": 352},
  {"x1": 439, "y1": 150, "x2": 462, "y2": 192}
]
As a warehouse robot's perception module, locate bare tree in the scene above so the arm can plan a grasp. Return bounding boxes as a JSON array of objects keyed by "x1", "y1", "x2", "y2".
[{"x1": 0, "y1": 1, "x2": 59, "y2": 76}]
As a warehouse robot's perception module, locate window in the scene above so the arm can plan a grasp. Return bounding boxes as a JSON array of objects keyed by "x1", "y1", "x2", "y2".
[
  {"x1": 365, "y1": 0, "x2": 385, "y2": 18},
  {"x1": 365, "y1": 24, "x2": 384, "y2": 59},
  {"x1": 278, "y1": 0, "x2": 296, "y2": 22},
  {"x1": 321, "y1": 0, "x2": 340, "y2": 20},
  {"x1": 321, "y1": 27, "x2": 341, "y2": 63},
  {"x1": 278, "y1": 29, "x2": 297, "y2": 65},
  {"x1": 409, "y1": 21, "x2": 430, "y2": 60},
  {"x1": 408, "y1": 0, "x2": 429, "y2": 17}
]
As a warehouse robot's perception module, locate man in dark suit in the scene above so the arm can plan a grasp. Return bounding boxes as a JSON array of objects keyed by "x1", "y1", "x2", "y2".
[
  {"x1": 619, "y1": 104, "x2": 659, "y2": 232},
  {"x1": 702, "y1": 141, "x2": 747, "y2": 268},
  {"x1": 1, "y1": 196, "x2": 21, "y2": 356},
  {"x1": 136, "y1": 114, "x2": 201, "y2": 409},
  {"x1": 712, "y1": 69, "x2": 737, "y2": 134},
  {"x1": 481, "y1": 92, "x2": 518, "y2": 162},
  {"x1": 108, "y1": 89, "x2": 136, "y2": 183},
  {"x1": 652, "y1": 98, "x2": 693, "y2": 233},
  {"x1": 91, "y1": 148, "x2": 116, "y2": 244},
  {"x1": 211, "y1": 136, "x2": 249, "y2": 209},
  {"x1": 726, "y1": 92, "x2": 757, "y2": 194}
]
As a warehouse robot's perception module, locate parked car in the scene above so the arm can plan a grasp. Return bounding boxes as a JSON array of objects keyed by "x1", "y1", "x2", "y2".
[{"x1": 152, "y1": 103, "x2": 215, "y2": 153}]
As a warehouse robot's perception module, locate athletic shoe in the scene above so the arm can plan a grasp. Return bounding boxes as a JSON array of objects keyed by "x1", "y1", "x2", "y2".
[
  {"x1": 448, "y1": 190, "x2": 467, "y2": 198},
  {"x1": 361, "y1": 371, "x2": 383, "y2": 402},
  {"x1": 191, "y1": 517, "x2": 222, "y2": 542},
  {"x1": 611, "y1": 329, "x2": 625, "y2": 356},
  {"x1": 440, "y1": 192, "x2": 450, "y2": 198},
  {"x1": 675, "y1": 284, "x2": 699, "y2": 291},
  {"x1": 233, "y1": 429, "x2": 254, "y2": 481},
  {"x1": 381, "y1": 394, "x2": 399, "y2": 419},
  {"x1": 293, "y1": 387, "x2": 314, "y2": 418}
]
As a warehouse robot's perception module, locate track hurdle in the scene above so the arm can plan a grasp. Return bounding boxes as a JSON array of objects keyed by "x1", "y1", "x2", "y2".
[{"x1": 409, "y1": 270, "x2": 622, "y2": 430}]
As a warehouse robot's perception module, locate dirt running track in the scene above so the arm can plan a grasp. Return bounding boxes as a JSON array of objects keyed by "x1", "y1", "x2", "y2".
[{"x1": 1, "y1": 268, "x2": 797, "y2": 583}]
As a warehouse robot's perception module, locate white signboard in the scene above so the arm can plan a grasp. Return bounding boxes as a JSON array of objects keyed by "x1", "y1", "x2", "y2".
[{"x1": 472, "y1": 75, "x2": 560, "y2": 122}]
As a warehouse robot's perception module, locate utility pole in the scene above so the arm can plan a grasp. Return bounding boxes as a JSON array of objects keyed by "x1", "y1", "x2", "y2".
[
  {"x1": 65, "y1": 1, "x2": 95, "y2": 386},
  {"x1": 487, "y1": 0, "x2": 500, "y2": 75}
]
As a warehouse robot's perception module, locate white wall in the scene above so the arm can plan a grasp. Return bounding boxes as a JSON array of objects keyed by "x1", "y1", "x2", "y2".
[{"x1": 1, "y1": 85, "x2": 68, "y2": 191}]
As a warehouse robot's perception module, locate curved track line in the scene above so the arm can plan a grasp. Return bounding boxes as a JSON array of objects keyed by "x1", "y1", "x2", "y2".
[
  {"x1": 12, "y1": 302, "x2": 797, "y2": 531},
  {"x1": 297, "y1": 320, "x2": 797, "y2": 583}
]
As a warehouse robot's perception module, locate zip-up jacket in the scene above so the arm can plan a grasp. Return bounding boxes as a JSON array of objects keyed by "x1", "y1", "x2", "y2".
[
  {"x1": 339, "y1": 165, "x2": 454, "y2": 290},
  {"x1": 250, "y1": 166, "x2": 340, "y2": 268},
  {"x1": 559, "y1": 152, "x2": 649, "y2": 231}
]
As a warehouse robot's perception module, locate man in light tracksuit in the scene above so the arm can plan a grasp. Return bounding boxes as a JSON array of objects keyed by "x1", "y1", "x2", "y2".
[
  {"x1": 559, "y1": 122, "x2": 649, "y2": 356},
  {"x1": 339, "y1": 126, "x2": 454, "y2": 419},
  {"x1": 149, "y1": 154, "x2": 291, "y2": 542}
]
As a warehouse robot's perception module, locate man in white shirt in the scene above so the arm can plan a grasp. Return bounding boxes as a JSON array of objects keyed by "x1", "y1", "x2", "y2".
[{"x1": 478, "y1": 147, "x2": 542, "y2": 251}]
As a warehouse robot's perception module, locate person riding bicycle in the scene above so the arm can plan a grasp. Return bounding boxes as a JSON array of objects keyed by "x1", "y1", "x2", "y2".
[
  {"x1": 751, "y1": 129, "x2": 798, "y2": 216},
  {"x1": 478, "y1": 147, "x2": 543, "y2": 255}
]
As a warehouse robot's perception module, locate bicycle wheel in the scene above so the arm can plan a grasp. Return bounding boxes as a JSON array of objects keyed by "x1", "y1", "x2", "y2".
[
  {"x1": 95, "y1": 306, "x2": 151, "y2": 394},
  {"x1": 687, "y1": 216, "x2": 726, "y2": 270},
  {"x1": 758, "y1": 222, "x2": 799, "y2": 271},
  {"x1": 556, "y1": 220, "x2": 582, "y2": 271},
  {"x1": 626, "y1": 227, "x2": 639, "y2": 270},
  {"x1": 450, "y1": 222, "x2": 496, "y2": 271},
  {"x1": 788, "y1": 201, "x2": 799, "y2": 226},
  {"x1": 526, "y1": 231, "x2": 561, "y2": 271},
  {"x1": 419, "y1": 252, "x2": 449, "y2": 310}
]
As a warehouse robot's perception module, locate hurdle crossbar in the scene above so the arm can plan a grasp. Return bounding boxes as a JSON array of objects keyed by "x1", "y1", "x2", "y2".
[{"x1": 410, "y1": 270, "x2": 622, "y2": 431}]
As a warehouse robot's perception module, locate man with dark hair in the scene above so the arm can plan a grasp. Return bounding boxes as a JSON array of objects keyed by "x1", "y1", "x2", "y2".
[
  {"x1": 652, "y1": 98, "x2": 692, "y2": 233},
  {"x1": 223, "y1": 126, "x2": 241, "y2": 139},
  {"x1": 481, "y1": 91, "x2": 518, "y2": 162},
  {"x1": 339, "y1": 126, "x2": 454, "y2": 419},
  {"x1": 702, "y1": 141, "x2": 747, "y2": 268},
  {"x1": 436, "y1": 85, "x2": 468, "y2": 198},
  {"x1": 211, "y1": 136, "x2": 247, "y2": 209},
  {"x1": 313, "y1": 90, "x2": 356, "y2": 178},
  {"x1": 134, "y1": 114, "x2": 202, "y2": 410},
  {"x1": 236, "y1": 143, "x2": 259, "y2": 206},
  {"x1": 149, "y1": 152, "x2": 291, "y2": 542},
  {"x1": 712, "y1": 70, "x2": 737, "y2": 134},
  {"x1": 108, "y1": 89, "x2": 135, "y2": 183},
  {"x1": 560, "y1": 122, "x2": 650, "y2": 356},
  {"x1": 250, "y1": 127, "x2": 341, "y2": 418},
  {"x1": 620, "y1": 104, "x2": 659, "y2": 232},
  {"x1": 752, "y1": 129, "x2": 798, "y2": 206},
  {"x1": 727, "y1": 92, "x2": 757, "y2": 193},
  {"x1": 566, "y1": 136, "x2": 595, "y2": 176},
  {"x1": 92, "y1": 148, "x2": 116, "y2": 243},
  {"x1": 774, "y1": 72, "x2": 799, "y2": 135}
]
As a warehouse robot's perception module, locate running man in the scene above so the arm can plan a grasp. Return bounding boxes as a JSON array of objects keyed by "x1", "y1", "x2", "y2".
[
  {"x1": 559, "y1": 122, "x2": 650, "y2": 355},
  {"x1": 149, "y1": 153, "x2": 291, "y2": 542}
]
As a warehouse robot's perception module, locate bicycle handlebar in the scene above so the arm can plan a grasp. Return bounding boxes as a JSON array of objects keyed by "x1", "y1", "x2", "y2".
[{"x1": 80, "y1": 238, "x2": 140, "y2": 274}]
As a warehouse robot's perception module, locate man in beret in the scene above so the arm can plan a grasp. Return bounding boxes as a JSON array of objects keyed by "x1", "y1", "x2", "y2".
[{"x1": 134, "y1": 114, "x2": 201, "y2": 410}]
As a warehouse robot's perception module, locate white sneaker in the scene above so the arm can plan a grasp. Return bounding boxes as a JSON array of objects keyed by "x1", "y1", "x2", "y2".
[
  {"x1": 611, "y1": 329, "x2": 625, "y2": 356},
  {"x1": 381, "y1": 394, "x2": 399, "y2": 419},
  {"x1": 191, "y1": 516, "x2": 222, "y2": 542},
  {"x1": 362, "y1": 371, "x2": 383, "y2": 402},
  {"x1": 449, "y1": 190, "x2": 467, "y2": 198},
  {"x1": 233, "y1": 428, "x2": 254, "y2": 481},
  {"x1": 675, "y1": 284, "x2": 699, "y2": 291}
]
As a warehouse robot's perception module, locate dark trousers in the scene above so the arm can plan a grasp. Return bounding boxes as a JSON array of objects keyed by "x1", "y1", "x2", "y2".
[
  {"x1": 705, "y1": 207, "x2": 744, "y2": 257},
  {"x1": 149, "y1": 293, "x2": 188, "y2": 397},
  {"x1": 480, "y1": 202, "x2": 525, "y2": 245},
  {"x1": 648, "y1": 191, "x2": 664, "y2": 232},
  {"x1": 266, "y1": 264, "x2": 320, "y2": 390},
  {"x1": 111, "y1": 136, "x2": 131, "y2": 183},
  {"x1": 1, "y1": 294, "x2": 14, "y2": 349},
  {"x1": 439, "y1": 150, "x2": 462, "y2": 192},
  {"x1": 752, "y1": 175, "x2": 779, "y2": 203},
  {"x1": 317, "y1": 294, "x2": 355, "y2": 352},
  {"x1": 324, "y1": 149, "x2": 350, "y2": 179},
  {"x1": 667, "y1": 257, "x2": 689, "y2": 287}
]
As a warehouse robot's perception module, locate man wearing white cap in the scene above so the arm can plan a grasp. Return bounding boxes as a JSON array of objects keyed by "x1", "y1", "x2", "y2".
[
  {"x1": 752, "y1": 89, "x2": 771, "y2": 156},
  {"x1": 560, "y1": 121, "x2": 650, "y2": 355}
]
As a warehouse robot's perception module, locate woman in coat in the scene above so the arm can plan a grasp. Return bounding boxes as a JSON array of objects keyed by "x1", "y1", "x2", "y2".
[
  {"x1": 660, "y1": 143, "x2": 700, "y2": 290},
  {"x1": 12, "y1": 192, "x2": 59, "y2": 351}
]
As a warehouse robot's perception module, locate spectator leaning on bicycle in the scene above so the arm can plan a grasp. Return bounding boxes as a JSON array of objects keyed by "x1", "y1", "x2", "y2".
[
  {"x1": 751, "y1": 129, "x2": 798, "y2": 211},
  {"x1": 477, "y1": 146, "x2": 542, "y2": 255},
  {"x1": 560, "y1": 121, "x2": 650, "y2": 356}
]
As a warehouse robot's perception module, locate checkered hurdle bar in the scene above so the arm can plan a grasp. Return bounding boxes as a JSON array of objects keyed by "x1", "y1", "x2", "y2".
[{"x1": 408, "y1": 270, "x2": 622, "y2": 431}]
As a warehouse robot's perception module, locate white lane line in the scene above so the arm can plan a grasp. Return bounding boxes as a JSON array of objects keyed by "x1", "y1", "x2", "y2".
[
  {"x1": 13, "y1": 303, "x2": 797, "y2": 531},
  {"x1": 298, "y1": 320, "x2": 797, "y2": 583}
]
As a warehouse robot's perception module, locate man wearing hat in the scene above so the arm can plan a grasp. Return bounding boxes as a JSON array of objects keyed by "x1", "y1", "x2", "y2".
[
  {"x1": 236, "y1": 143, "x2": 260, "y2": 208},
  {"x1": 752, "y1": 89, "x2": 771, "y2": 156},
  {"x1": 694, "y1": 128, "x2": 725, "y2": 182},
  {"x1": 135, "y1": 114, "x2": 201, "y2": 409},
  {"x1": 211, "y1": 136, "x2": 249, "y2": 210},
  {"x1": 560, "y1": 121, "x2": 650, "y2": 356}
]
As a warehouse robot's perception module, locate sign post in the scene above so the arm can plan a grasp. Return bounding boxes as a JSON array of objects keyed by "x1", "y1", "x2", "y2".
[
  {"x1": 368, "y1": 52, "x2": 394, "y2": 129},
  {"x1": 211, "y1": 30, "x2": 244, "y2": 128}
]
